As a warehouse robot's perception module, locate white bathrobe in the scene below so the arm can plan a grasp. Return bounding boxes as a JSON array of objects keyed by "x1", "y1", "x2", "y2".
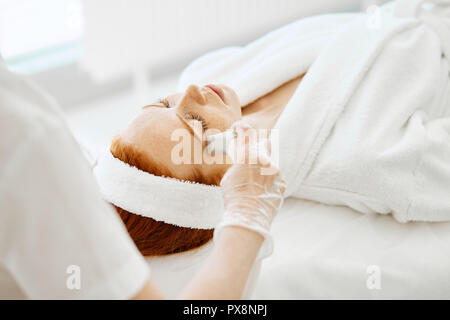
[{"x1": 178, "y1": 0, "x2": 450, "y2": 223}]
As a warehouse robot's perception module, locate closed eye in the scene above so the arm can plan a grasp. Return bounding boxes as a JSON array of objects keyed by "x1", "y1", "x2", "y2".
[
  {"x1": 184, "y1": 112, "x2": 209, "y2": 131},
  {"x1": 159, "y1": 98, "x2": 171, "y2": 108}
]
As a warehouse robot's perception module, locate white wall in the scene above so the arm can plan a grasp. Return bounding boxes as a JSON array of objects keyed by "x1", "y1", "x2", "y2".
[{"x1": 81, "y1": 0, "x2": 365, "y2": 82}]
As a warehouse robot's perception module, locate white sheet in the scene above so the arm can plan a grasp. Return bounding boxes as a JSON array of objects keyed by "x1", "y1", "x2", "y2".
[
  {"x1": 145, "y1": 242, "x2": 262, "y2": 299},
  {"x1": 142, "y1": 195, "x2": 450, "y2": 299},
  {"x1": 252, "y1": 198, "x2": 450, "y2": 299},
  {"x1": 143, "y1": 197, "x2": 450, "y2": 299}
]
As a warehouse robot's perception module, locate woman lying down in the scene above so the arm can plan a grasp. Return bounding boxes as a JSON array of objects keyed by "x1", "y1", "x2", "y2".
[{"x1": 94, "y1": 0, "x2": 450, "y2": 297}]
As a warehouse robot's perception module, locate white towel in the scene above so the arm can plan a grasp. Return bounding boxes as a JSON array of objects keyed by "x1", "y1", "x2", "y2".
[
  {"x1": 179, "y1": 0, "x2": 450, "y2": 222},
  {"x1": 94, "y1": 12, "x2": 355, "y2": 229},
  {"x1": 94, "y1": 150, "x2": 224, "y2": 229}
]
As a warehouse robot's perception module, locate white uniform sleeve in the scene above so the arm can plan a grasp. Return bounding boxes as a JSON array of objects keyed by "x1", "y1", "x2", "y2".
[{"x1": 0, "y1": 114, "x2": 150, "y2": 299}]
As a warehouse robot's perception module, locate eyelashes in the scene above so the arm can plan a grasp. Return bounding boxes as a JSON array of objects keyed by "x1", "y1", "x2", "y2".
[
  {"x1": 159, "y1": 98, "x2": 170, "y2": 108},
  {"x1": 157, "y1": 97, "x2": 208, "y2": 130},
  {"x1": 184, "y1": 112, "x2": 209, "y2": 131},
  {"x1": 146, "y1": 97, "x2": 209, "y2": 131}
]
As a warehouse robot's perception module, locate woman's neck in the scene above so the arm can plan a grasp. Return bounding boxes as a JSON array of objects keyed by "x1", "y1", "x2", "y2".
[{"x1": 241, "y1": 74, "x2": 304, "y2": 130}]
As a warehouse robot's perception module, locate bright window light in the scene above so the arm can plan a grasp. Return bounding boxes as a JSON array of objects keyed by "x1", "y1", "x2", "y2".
[{"x1": 0, "y1": 0, "x2": 83, "y2": 72}]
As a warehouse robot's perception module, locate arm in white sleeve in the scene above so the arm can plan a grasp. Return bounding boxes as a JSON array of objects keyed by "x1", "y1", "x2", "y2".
[{"x1": 0, "y1": 118, "x2": 150, "y2": 299}]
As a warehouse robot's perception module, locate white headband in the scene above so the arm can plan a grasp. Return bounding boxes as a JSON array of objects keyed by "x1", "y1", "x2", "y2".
[{"x1": 93, "y1": 150, "x2": 224, "y2": 229}]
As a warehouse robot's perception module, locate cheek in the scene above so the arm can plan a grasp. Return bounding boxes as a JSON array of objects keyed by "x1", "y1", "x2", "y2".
[
  {"x1": 209, "y1": 113, "x2": 236, "y2": 131},
  {"x1": 228, "y1": 102, "x2": 242, "y2": 124},
  {"x1": 226, "y1": 106, "x2": 242, "y2": 127},
  {"x1": 212, "y1": 105, "x2": 242, "y2": 130},
  {"x1": 227, "y1": 90, "x2": 242, "y2": 118},
  {"x1": 232, "y1": 105, "x2": 242, "y2": 120}
]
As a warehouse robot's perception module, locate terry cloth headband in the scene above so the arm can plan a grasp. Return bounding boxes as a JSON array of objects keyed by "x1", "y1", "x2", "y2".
[{"x1": 93, "y1": 150, "x2": 224, "y2": 229}]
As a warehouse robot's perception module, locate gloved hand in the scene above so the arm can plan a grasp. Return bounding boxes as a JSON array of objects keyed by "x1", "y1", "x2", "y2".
[{"x1": 214, "y1": 121, "x2": 287, "y2": 259}]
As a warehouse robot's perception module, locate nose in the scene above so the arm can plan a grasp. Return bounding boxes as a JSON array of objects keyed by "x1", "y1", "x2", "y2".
[{"x1": 182, "y1": 84, "x2": 205, "y2": 105}]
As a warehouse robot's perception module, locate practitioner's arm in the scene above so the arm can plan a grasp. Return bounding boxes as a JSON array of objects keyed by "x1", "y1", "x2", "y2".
[
  {"x1": 178, "y1": 226, "x2": 264, "y2": 299},
  {"x1": 133, "y1": 226, "x2": 263, "y2": 300},
  {"x1": 134, "y1": 122, "x2": 286, "y2": 300}
]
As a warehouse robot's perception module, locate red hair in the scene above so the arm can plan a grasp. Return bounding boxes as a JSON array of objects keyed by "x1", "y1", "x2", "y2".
[{"x1": 110, "y1": 136, "x2": 221, "y2": 256}]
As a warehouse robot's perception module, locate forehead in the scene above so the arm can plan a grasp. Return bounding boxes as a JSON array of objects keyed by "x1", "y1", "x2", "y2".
[
  {"x1": 123, "y1": 107, "x2": 188, "y2": 150},
  {"x1": 119, "y1": 107, "x2": 197, "y2": 178}
]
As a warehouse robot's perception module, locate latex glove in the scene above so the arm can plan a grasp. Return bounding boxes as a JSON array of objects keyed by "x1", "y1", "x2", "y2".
[{"x1": 214, "y1": 121, "x2": 287, "y2": 259}]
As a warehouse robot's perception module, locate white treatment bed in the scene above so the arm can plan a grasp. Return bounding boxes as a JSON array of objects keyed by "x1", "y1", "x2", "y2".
[
  {"x1": 68, "y1": 80, "x2": 450, "y2": 300},
  {"x1": 252, "y1": 197, "x2": 450, "y2": 299},
  {"x1": 135, "y1": 195, "x2": 450, "y2": 299}
]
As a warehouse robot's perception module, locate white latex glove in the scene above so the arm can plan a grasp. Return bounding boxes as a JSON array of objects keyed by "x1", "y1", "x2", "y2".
[{"x1": 214, "y1": 121, "x2": 287, "y2": 259}]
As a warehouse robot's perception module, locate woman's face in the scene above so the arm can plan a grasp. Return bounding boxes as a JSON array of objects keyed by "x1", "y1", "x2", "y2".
[{"x1": 118, "y1": 84, "x2": 242, "y2": 182}]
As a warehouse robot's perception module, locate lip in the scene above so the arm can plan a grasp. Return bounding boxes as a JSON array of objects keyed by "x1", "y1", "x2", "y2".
[{"x1": 205, "y1": 84, "x2": 225, "y2": 103}]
